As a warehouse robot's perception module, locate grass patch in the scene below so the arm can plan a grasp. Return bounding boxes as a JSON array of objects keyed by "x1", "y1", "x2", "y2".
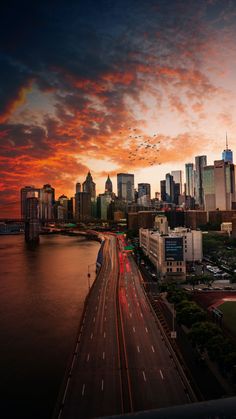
[{"x1": 218, "y1": 301, "x2": 236, "y2": 337}]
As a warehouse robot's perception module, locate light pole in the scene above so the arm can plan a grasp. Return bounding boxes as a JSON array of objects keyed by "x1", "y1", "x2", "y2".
[
  {"x1": 171, "y1": 303, "x2": 177, "y2": 339},
  {"x1": 87, "y1": 262, "x2": 96, "y2": 291}
]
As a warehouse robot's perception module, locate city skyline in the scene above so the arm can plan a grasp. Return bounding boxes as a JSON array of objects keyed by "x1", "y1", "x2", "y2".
[{"x1": 1, "y1": 0, "x2": 236, "y2": 217}]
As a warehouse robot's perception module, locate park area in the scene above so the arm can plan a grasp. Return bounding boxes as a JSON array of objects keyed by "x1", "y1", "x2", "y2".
[{"x1": 218, "y1": 301, "x2": 236, "y2": 338}]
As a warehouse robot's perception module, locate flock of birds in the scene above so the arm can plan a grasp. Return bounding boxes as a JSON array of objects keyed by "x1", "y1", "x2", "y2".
[{"x1": 119, "y1": 129, "x2": 162, "y2": 166}]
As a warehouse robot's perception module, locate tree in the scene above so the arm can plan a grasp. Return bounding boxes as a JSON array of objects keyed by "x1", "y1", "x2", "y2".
[
  {"x1": 176, "y1": 302, "x2": 206, "y2": 328},
  {"x1": 189, "y1": 322, "x2": 221, "y2": 351}
]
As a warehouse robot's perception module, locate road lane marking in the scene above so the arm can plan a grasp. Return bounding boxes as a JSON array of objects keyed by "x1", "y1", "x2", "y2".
[
  {"x1": 101, "y1": 379, "x2": 104, "y2": 391},
  {"x1": 133, "y1": 326, "x2": 136, "y2": 333},
  {"x1": 137, "y1": 302, "x2": 140, "y2": 306},
  {"x1": 137, "y1": 345, "x2": 140, "y2": 353},
  {"x1": 95, "y1": 306, "x2": 98, "y2": 311},
  {"x1": 104, "y1": 316, "x2": 106, "y2": 322},
  {"x1": 105, "y1": 304, "x2": 107, "y2": 309},
  {"x1": 140, "y1": 313, "x2": 143, "y2": 317},
  {"x1": 145, "y1": 327, "x2": 148, "y2": 333},
  {"x1": 87, "y1": 353, "x2": 90, "y2": 362},
  {"x1": 103, "y1": 351, "x2": 105, "y2": 360},
  {"x1": 129, "y1": 313, "x2": 132, "y2": 318},
  {"x1": 82, "y1": 384, "x2": 85, "y2": 396},
  {"x1": 90, "y1": 333, "x2": 93, "y2": 340},
  {"x1": 93, "y1": 317, "x2": 96, "y2": 323},
  {"x1": 104, "y1": 331, "x2": 106, "y2": 338},
  {"x1": 159, "y1": 369, "x2": 164, "y2": 380},
  {"x1": 80, "y1": 325, "x2": 83, "y2": 331},
  {"x1": 151, "y1": 345, "x2": 155, "y2": 353},
  {"x1": 142, "y1": 371, "x2": 146, "y2": 382}
]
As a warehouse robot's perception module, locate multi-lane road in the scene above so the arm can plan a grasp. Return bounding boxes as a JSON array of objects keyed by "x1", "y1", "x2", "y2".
[{"x1": 56, "y1": 234, "x2": 195, "y2": 418}]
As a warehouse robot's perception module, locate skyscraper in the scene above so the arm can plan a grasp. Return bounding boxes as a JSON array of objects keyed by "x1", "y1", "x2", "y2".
[
  {"x1": 203, "y1": 160, "x2": 236, "y2": 211},
  {"x1": 195, "y1": 155, "x2": 207, "y2": 208},
  {"x1": 222, "y1": 133, "x2": 233, "y2": 163},
  {"x1": 75, "y1": 192, "x2": 91, "y2": 221},
  {"x1": 165, "y1": 173, "x2": 174, "y2": 203},
  {"x1": 214, "y1": 160, "x2": 235, "y2": 210},
  {"x1": 82, "y1": 171, "x2": 96, "y2": 199},
  {"x1": 105, "y1": 175, "x2": 113, "y2": 193},
  {"x1": 39, "y1": 184, "x2": 55, "y2": 221},
  {"x1": 137, "y1": 183, "x2": 151, "y2": 206},
  {"x1": 24, "y1": 196, "x2": 40, "y2": 243},
  {"x1": 171, "y1": 170, "x2": 183, "y2": 194},
  {"x1": 117, "y1": 173, "x2": 134, "y2": 203},
  {"x1": 185, "y1": 163, "x2": 194, "y2": 197},
  {"x1": 160, "y1": 180, "x2": 166, "y2": 201}
]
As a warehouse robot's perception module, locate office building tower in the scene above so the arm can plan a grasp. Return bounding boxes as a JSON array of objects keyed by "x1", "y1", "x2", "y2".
[
  {"x1": 160, "y1": 180, "x2": 166, "y2": 201},
  {"x1": 222, "y1": 133, "x2": 233, "y2": 163},
  {"x1": 117, "y1": 173, "x2": 134, "y2": 203},
  {"x1": 75, "y1": 192, "x2": 91, "y2": 221},
  {"x1": 203, "y1": 166, "x2": 215, "y2": 211},
  {"x1": 82, "y1": 171, "x2": 96, "y2": 199},
  {"x1": 97, "y1": 193, "x2": 112, "y2": 220},
  {"x1": 39, "y1": 184, "x2": 55, "y2": 221},
  {"x1": 203, "y1": 160, "x2": 236, "y2": 211},
  {"x1": 20, "y1": 185, "x2": 37, "y2": 219},
  {"x1": 195, "y1": 155, "x2": 207, "y2": 208},
  {"x1": 185, "y1": 163, "x2": 194, "y2": 197},
  {"x1": 214, "y1": 160, "x2": 235, "y2": 210},
  {"x1": 137, "y1": 183, "x2": 151, "y2": 206},
  {"x1": 105, "y1": 175, "x2": 113, "y2": 193},
  {"x1": 24, "y1": 196, "x2": 40, "y2": 243},
  {"x1": 165, "y1": 173, "x2": 174, "y2": 203},
  {"x1": 76, "y1": 182, "x2": 81, "y2": 193},
  {"x1": 171, "y1": 170, "x2": 183, "y2": 194}
]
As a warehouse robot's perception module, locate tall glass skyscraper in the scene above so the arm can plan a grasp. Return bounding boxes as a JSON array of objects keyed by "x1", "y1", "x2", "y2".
[
  {"x1": 117, "y1": 173, "x2": 134, "y2": 203},
  {"x1": 222, "y1": 134, "x2": 233, "y2": 163},
  {"x1": 185, "y1": 163, "x2": 194, "y2": 197},
  {"x1": 195, "y1": 155, "x2": 207, "y2": 208}
]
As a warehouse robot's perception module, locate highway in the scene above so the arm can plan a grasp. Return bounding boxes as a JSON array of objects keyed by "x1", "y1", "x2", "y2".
[
  {"x1": 58, "y1": 235, "x2": 123, "y2": 418},
  {"x1": 117, "y1": 235, "x2": 191, "y2": 412},
  {"x1": 57, "y1": 234, "x2": 194, "y2": 418}
]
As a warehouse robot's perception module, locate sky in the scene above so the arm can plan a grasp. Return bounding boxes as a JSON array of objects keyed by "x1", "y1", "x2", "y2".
[{"x1": 1, "y1": 0, "x2": 236, "y2": 217}]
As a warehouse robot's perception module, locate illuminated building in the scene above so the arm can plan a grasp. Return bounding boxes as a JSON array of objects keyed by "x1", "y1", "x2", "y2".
[
  {"x1": 185, "y1": 163, "x2": 194, "y2": 197},
  {"x1": 137, "y1": 183, "x2": 151, "y2": 206},
  {"x1": 39, "y1": 184, "x2": 55, "y2": 221}
]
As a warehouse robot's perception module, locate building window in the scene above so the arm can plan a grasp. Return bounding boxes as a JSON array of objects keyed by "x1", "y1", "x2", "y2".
[
  {"x1": 180, "y1": 268, "x2": 182, "y2": 272},
  {"x1": 170, "y1": 268, "x2": 172, "y2": 272}
]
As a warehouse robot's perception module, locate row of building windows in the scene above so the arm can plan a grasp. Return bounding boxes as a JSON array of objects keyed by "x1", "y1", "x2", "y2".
[
  {"x1": 167, "y1": 268, "x2": 182, "y2": 272},
  {"x1": 166, "y1": 261, "x2": 182, "y2": 266}
]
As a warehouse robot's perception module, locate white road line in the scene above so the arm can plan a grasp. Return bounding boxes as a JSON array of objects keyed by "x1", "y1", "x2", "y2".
[
  {"x1": 97, "y1": 296, "x2": 100, "y2": 300},
  {"x1": 82, "y1": 384, "x2": 85, "y2": 396},
  {"x1": 93, "y1": 317, "x2": 96, "y2": 323},
  {"x1": 133, "y1": 326, "x2": 136, "y2": 333},
  {"x1": 78, "y1": 333, "x2": 81, "y2": 340},
  {"x1": 95, "y1": 306, "x2": 98, "y2": 311},
  {"x1": 130, "y1": 313, "x2": 132, "y2": 318},
  {"x1": 151, "y1": 345, "x2": 155, "y2": 353},
  {"x1": 105, "y1": 304, "x2": 107, "y2": 309},
  {"x1": 137, "y1": 345, "x2": 140, "y2": 353},
  {"x1": 87, "y1": 353, "x2": 90, "y2": 362},
  {"x1": 90, "y1": 333, "x2": 93, "y2": 340},
  {"x1": 104, "y1": 331, "x2": 106, "y2": 338},
  {"x1": 145, "y1": 327, "x2": 148, "y2": 333},
  {"x1": 140, "y1": 312, "x2": 143, "y2": 317},
  {"x1": 80, "y1": 325, "x2": 83, "y2": 332},
  {"x1": 104, "y1": 316, "x2": 106, "y2": 322},
  {"x1": 101, "y1": 379, "x2": 104, "y2": 391},
  {"x1": 160, "y1": 369, "x2": 164, "y2": 380},
  {"x1": 137, "y1": 302, "x2": 140, "y2": 306},
  {"x1": 102, "y1": 351, "x2": 105, "y2": 360},
  {"x1": 142, "y1": 371, "x2": 146, "y2": 382}
]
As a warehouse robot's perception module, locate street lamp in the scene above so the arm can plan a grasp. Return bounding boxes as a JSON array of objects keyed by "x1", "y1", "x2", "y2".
[
  {"x1": 87, "y1": 262, "x2": 96, "y2": 291},
  {"x1": 171, "y1": 303, "x2": 177, "y2": 339}
]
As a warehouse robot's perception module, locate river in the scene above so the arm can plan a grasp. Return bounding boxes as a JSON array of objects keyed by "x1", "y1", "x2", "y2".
[{"x1": 0, "y1": 234, "x2": 100, "y2": 419}]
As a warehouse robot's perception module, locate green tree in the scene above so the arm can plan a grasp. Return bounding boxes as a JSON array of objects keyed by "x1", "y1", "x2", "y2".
[
  {"x1": 176, "y1": 302, "x2": 206, "y2": 328},
  {"x1": 189, "y1": 322, "x2": 221, "y2": 351}
]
